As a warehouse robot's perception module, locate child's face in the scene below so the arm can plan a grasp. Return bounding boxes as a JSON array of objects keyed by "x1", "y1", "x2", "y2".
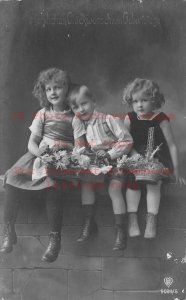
[
  {"x1": 132, "y1": 90, "x2": 155, "y2": 117},
  {"x1": 70, "y1": 94, "x2": 95, "y2": 121},
  {"x1": 45, "y1": 79, "x2": 68, "y2": 109}
]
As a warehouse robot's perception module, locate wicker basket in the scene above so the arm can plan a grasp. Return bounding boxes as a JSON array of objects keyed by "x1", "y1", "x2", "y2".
[
  {"x1": 133, "y1": 168, "x2": 167, "y2": 183},
  {"x1": 135, "y1": 173, "x2": 162, "y2": 183}
]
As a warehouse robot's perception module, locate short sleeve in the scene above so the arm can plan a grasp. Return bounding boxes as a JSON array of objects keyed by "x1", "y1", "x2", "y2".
[
  {"x1": 154, "y1": 112, "x2": 170, "y2": 124},
  {"x1": 127, "y1": 112, "x2": 135, "y2": 121},
  {"x1": 72, "y1": 116, "x2": 86, "y2": 139},
  {"x1": 29, "y1": 108, "x2": 45, "y2": 137}
]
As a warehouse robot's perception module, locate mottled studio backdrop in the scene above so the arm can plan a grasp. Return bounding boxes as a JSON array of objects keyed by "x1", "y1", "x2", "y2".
[{"x1": 0, "y1": 0, "x2": 186, "y2": 174}]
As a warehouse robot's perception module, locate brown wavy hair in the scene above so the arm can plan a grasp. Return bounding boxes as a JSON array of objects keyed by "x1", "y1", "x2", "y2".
[
  {"x1": 67, "y1": 84, "x2": 95, "y2": 106},
  {"x1": 122, "y1": 78, "x2": 165, "y2": 109},
  {"x1": 33, "y1": 68, "x2": 71, "y2": 109}
]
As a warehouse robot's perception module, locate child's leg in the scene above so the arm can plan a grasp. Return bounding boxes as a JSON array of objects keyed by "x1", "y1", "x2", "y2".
[
  {"x1": 126, "y1": 189, "x2": 141, "y2": 213},
  {"x1": 81, "y1": 181, "x2": 96, "y2": 205},
  {"x1": 108, "y1": 179, "x2": 127, "y2": 250},
  {"x1": 45, "y1": 187, "x2": 63, "y2": 233},
  {"x1": 42, "y1": 185, "x2": 63, "y2": 262},
  {"x1": 144, "y1": 181, "x2": 162, "y2": 238},
  {"x1": 108, "y1": 179, "x2": 126, "y2": 214},
  {"x1": 146, "y1": 181, "x2": 162, "y2": 214},
  {"x1": 77, "y1": 181, "x2": 97, "y2": 242},
  {"x1": 126, "y1": 188, "x2": 141, "y2": 237},
  {"x1": 0, "y1": 184, "x2": 20, "y2": 254}
]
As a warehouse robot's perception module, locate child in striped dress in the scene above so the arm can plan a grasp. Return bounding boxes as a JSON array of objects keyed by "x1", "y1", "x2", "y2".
[{"x1": 0, "y1": 68, "x2": 79, "y2": 262}]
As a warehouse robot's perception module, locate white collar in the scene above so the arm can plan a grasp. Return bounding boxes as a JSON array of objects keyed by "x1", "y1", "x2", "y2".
[{"x1": 136, "y1": 112, "x2": 160, "y2": 120}]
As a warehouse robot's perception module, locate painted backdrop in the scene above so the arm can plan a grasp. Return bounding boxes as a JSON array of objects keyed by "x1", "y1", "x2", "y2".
[{"x1": 0, "y1": 0, "x2": 186, "y2": 175}]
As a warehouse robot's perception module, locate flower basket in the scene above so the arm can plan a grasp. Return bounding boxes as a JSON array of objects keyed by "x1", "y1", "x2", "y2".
[
  {"x1": 117, "y1": 128, "x2": 171, "y2": 183},
  {"x1": 72, "y1": 148, "x2": 113, "y2": 182},
  {"x1": 117, "y1": 153, "x2": 170, "y2": 184},
  {"x1": 133, "y1": 169, "x2": 165, "y2": 183},
  {"x1": 40, "y1": 148, "x2": 80, "y2": 181},
  {"x1": 41, "y1": 147, "x2": 113, "y2": 181}
]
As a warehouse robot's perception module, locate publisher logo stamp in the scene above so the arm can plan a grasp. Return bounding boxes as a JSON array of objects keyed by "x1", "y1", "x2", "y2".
[
  {"x1": 161, "y1": 277, "x2": 178, "y2": 295},
  {"x1": 164, "y1": 277, "x2": 174, "y2": 288}
]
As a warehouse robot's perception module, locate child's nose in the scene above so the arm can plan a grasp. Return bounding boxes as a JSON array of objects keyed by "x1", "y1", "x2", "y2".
[
  {"x1": 79, "y1": 106, "x2": 85, "y2": 113},
  {"x1": 51, "y1": 88, "x2": 56, "y2": 94}
]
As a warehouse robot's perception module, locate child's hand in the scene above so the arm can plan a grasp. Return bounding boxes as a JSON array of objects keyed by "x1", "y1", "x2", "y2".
[
  {"x1": 173, "y1": 170, "x2": 186, "y2": 186},
  {"x1": 97, "y1": 150, "x2": 111, "y2": 159},
  {"x1": 96, "y1": 150, "x2": 111, "y2": 165},
  {"x1": 38, "y1": 148, "x2": 49, "y2": 157},
  {"x1": 41, "y1": 155, "x2": 53, "y2": 164},
  {"x1": 96, "y1": 150, "x2": 107, "y2": 158},
  {"x1": 177, "y1": 176, "x2": 186, "y2": 186},
  {"x1": 39, "y1": 143, "x2": 49, "y2": 156}
]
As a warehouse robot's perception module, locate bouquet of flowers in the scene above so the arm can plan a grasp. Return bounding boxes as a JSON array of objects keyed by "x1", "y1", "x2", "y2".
[
  {"x1": 71, "y1": 147, "x2": 113, "y2": 176},
  {"x1": 41, "y1": 147, "x2": 70, "y2": 169},
  {"x1": 39, "y1": 145, "x2": 73, "y2": 179},
  {"x1": 40, "y1": 146, "x2": 113, "y2": 179},
  {"x1": 71, "y1": 147, "x2": 92, "y2": 170},
  {"x1": 117, "y1": 144, "x2": 170, "y2": 183}
]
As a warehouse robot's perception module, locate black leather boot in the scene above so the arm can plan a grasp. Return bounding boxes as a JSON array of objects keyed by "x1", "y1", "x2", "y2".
[
  {"x1": 113, "y1": 224, "x2": 127, "y2": 251},
  {"x1": 0, "y1": 222, "x2": 17, "y2": 254},
  {"x1": 42, "y1": 232, "x2": 61, "y2": 263},
  {"x1": 77, "y1": 217, "x2": 98, "y2": 242}
]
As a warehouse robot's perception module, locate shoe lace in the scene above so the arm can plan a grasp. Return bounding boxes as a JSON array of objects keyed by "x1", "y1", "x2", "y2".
[
  {"x1": 3, "y1": 222, "x2": 11, "y2": 235},
  {"x1": 48, "y1": 233, "x2": 60, "y2": 250},
  {"x1": 81, "y1": 223, "x2": 90, "y2": 236}
]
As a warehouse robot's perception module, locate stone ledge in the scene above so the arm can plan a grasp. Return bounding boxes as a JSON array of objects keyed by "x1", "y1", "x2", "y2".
[{"x1": 1, "y1": 178, "x2": 186, "y2": 202}]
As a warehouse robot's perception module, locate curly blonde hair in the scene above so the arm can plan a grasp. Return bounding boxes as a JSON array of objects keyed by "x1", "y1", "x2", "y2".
[
  {"x1": 33, "y1": 68, "x2": 71, "y2": 109},
  {"x1": 122, "y1": 78, "x2": 165, "y2": 109}
]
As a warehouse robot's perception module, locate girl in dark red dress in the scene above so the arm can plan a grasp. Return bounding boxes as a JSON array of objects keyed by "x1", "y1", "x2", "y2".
[{"x1": 123, "y1": 78, "x2": 185, "y2": 239}]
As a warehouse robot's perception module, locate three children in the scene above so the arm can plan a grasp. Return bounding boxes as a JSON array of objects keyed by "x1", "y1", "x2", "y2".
[{"x1": 1, "y1": 72, "x2": 184, "y2": 261}]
